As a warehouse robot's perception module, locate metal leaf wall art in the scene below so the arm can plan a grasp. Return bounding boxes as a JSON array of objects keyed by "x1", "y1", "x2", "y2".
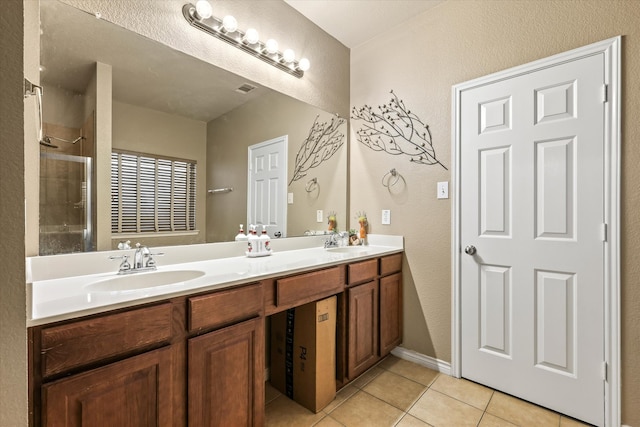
[
  {"x1": 289, "y1": 115, "x2": 346, "y2": 185},
  {"x1": 351, "y1": 90, "x2": 447, "y2": 170}
]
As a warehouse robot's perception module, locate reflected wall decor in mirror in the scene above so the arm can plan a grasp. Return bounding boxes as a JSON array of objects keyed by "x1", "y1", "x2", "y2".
[{"x1": 38, "y1": 0, "x2": 347, "y2": 255}]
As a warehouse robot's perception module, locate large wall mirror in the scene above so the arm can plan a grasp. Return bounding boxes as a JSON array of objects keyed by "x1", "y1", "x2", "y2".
[{"x1": 38, "y1": 0, "x2": 347, "y2": 255}]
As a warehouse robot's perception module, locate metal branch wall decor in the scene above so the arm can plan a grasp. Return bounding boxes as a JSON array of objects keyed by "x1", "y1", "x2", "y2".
[
  {"x1": 289, "y1": 114, "x2": 346, "y2": 185},
  {"x1": 351, "y1": 90, "x2": 447, "y2": 170}
]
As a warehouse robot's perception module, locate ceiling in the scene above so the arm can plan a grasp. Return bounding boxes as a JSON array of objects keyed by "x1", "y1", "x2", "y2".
[{"x1": 284, "y1": 0, "x2": 444, "y2": 48}]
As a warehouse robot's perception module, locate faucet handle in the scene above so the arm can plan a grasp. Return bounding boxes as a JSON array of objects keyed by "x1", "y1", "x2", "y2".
[
  {"x1": 109, "y1": 254, "x2": 131, "y2": 272},
  {"x1": 145, "y1": 252, "x2": 164, "y2": 268}
]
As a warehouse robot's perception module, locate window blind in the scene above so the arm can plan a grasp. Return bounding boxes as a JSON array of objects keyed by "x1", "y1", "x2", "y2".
[{"x1": 111, "y1": 151, "x2": 196, "y2": 234}]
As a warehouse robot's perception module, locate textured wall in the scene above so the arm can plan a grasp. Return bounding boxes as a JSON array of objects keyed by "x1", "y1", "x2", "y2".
[
  {"x1": 1, "y1": 1, "x2": 30, "y2": 425},
  {"x1": 350, "y1": 0, "x2": 640, "y2": 424}
]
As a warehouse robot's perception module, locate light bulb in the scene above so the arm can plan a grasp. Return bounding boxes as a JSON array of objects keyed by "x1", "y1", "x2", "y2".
[
  {"x1": 265, "y1": 39, "x2": 279, "y2": 54},
  {"x1": 244, "y1": 28, "x2": 259, "y2": 45},
  {"x1": 221, "y1": 15, "x2": 238, "y2": 32},
  {"x1": 298, "y1": 57, "x2": 310, "y2": 71},
  {"x1": 283, "y1": 49, "x2": 295, "y2": 63},
  {"x1": 194, "y1": 0, "x2": 212, "y2": 19}
]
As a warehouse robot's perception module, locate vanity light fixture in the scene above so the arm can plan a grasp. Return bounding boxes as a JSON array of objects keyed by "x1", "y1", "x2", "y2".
[{"x1": 182, "y1": 2, "x2": 310, "y2": 78}]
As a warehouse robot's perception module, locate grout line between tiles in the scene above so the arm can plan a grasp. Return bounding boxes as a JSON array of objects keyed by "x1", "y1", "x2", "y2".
[{"x1": 428, "y1": 388, "x2": 485, "y2": 412}]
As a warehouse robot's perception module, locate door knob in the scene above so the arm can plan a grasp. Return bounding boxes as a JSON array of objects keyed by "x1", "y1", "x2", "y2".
[{"x1": 464, "y1": 245, "x2": 476, "y2": 255}]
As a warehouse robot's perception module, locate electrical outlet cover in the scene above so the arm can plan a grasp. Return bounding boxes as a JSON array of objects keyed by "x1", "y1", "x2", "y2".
[{"x1": 382, "y1": 209, "x2": 391, "y2": 225}]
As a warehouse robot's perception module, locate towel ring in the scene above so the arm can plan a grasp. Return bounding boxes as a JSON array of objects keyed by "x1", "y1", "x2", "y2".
[
  {"x1": 305, "y1": 177, "x2": 318, "y2": 192},
  {"x1": 382, "y1": 168, "x2": 400, "y2": 188}
]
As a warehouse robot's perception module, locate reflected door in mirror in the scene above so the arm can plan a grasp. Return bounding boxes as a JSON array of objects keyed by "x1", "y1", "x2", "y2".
[{"x1": 247, "y1": 136, "x2": 287, "y2": 238}]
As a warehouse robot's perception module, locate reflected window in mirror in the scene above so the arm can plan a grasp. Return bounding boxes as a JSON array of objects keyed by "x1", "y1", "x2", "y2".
[{"x1": 111, "y1": 151, "x2": 197, "y2": 235}]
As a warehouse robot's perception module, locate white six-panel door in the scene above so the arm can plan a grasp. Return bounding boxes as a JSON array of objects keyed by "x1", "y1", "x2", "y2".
[
  {"x1": 459, "y1": 53, "x2": 605, "y2": 425},
  {"x1": 247, "y1": 136, "x2": 287, "y2": 238}
]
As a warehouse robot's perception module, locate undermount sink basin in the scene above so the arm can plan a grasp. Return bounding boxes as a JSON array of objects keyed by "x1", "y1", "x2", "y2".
[
  {"x1": 86, "y1": 270, "x2": 205, "y2": 293},
  {"x1": 325, "y1": 246, "x2": 370, "y2": 254}
]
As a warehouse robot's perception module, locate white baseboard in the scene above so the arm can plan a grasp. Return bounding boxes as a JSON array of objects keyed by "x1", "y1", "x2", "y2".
[
  {"x1": 266, "y1": 348, "x2": 451, "y2": 384},
  {"x1": 390, "y1": 346, "x2": 452, "y2": 376}
]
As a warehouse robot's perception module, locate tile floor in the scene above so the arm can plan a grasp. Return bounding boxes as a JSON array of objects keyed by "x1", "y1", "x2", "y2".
[{"x1": 265, "y1": 355, "x2": 592, "y2": 427}]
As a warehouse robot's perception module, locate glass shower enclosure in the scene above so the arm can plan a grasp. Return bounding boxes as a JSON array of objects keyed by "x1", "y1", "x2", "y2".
[{"x1": 39, "y1": 151, "x2": 94, "y2": 255}]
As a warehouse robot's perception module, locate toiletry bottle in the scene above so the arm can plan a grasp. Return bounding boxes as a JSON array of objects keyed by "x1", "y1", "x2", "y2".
[
  {"x1": 235, "y1": 224, "x2": 248, "y2": 241},
  {"x1": 260, "y1": 225, "x2": 271, "y2": 253},
  {"x1": 246, "y1": 224, "x2": 254, "y2": 253},
  {"x1": 248, "y1": 225, "x2": 260, "y2": 254}
]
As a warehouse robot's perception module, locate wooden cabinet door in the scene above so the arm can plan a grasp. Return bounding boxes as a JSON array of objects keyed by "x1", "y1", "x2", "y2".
[
  {"x1": 42, "y1": 346, "x2": 177, "y2": 427},
  {"x1": 188, "y1": 317, "x2": 264, "y2": 427},
  {"x1": 380, "y1": 272, "x2": 403, "y2": 356},
  {"x1": 347, "y1": 280, "x2": 379, "y2": 379}
]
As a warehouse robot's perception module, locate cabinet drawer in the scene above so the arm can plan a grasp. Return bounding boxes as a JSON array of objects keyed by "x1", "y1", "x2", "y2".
[
  {"x1": 40, "y1": 302, "x2": 172, "y2": 378},
  {"x1": 276, "y1": 266, "x2": 344, "y2": 307},
  {"x1": 189, "y1": 283, "x2": 262, "y2": 332},
  {"x1": 348, "y1": 259, "x2": 378, "y2": 285},
  {"x1": 380, "y1": 253, "x2": 402, "y2": 276}
]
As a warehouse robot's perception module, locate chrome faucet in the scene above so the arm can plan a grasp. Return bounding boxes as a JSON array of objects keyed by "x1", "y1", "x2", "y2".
[
  {"x1": 133, "y1": 243, "x2": 150, "y2": 269},
  {"x1": 109, "y1": 243, "x2": 163, "y2": 274}
]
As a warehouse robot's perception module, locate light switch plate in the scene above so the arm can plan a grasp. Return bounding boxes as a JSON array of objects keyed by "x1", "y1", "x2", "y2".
[
  {"x1": 316, "y1": 210, "x2": 323, "y2": 223},
  {"x1": 287, "y1": 192, "x2": 294, "y2": 204},
  {"x1": 381, "y1": 209, "x2": 391, "y2": 225},
  {"x1": 437, "y1": 181, "x2": 449, "y2": 199}
]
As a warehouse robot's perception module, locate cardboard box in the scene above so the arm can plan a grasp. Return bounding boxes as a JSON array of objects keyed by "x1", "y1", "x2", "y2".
[{"x1": 270, "y1": 296, "x2": 337, "y2": 413}]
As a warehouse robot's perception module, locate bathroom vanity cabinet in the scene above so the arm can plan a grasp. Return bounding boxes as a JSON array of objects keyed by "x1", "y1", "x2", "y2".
[
  {"x1": 346, "y1": 253, "x2": 403, "y2": 380},
  {"x1": 30, "y1": 282, "x2": 264, "y2": 427},
  {"x1": 186, "y1": 283, "x2": 264, "y2": 426},
  {"x1": 28, "y1": 252, "x2": 402, "y2": 426}
]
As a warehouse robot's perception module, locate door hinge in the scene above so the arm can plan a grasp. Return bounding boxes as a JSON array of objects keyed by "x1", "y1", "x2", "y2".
[
  {"x1": 602, "y1": 223, "x2": 608, "y2": 242},
  {"x1": 602, "y1": 361, "x2": 608, "y2": 381},
  {"x1": 602, "y1": 84, "x2": 608, "y2": 103}
]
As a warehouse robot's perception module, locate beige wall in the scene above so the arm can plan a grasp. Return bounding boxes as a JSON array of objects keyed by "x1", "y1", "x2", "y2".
[
  {"x1": 42, "y1": 84, "x2": 85, "y2": 128},
  {"x1": 112, "y1": 100, "x2": 207, "y2": 247},
  {"x1": 350, "y1": 0, "x2": 640, "y2": 424},
  {"x1": 206, "y1": 91, "x2": 347, "y2": 242},
  {"x1": 92, "y1": 62, "x2": 113, "y2": 250},
  {"x1": 1, "y1": 0, "x2": 32, "y2": 424}
]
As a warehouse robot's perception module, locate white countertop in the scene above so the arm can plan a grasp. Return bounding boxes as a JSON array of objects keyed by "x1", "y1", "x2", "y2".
[{"x1": 27, "y1": 235, "x2": 403, "y2": 326}]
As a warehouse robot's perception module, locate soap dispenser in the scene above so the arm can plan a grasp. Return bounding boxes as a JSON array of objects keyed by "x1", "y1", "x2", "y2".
[
  {"x1": 260, "y1": 225, "x2": 271, "y2": 254},
  {"x1": 248, "y1": 225, "x2": 260, "y2": 254},
  {"x1": 235, "y1": 224, "x2": 248, "y2": 242}
]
